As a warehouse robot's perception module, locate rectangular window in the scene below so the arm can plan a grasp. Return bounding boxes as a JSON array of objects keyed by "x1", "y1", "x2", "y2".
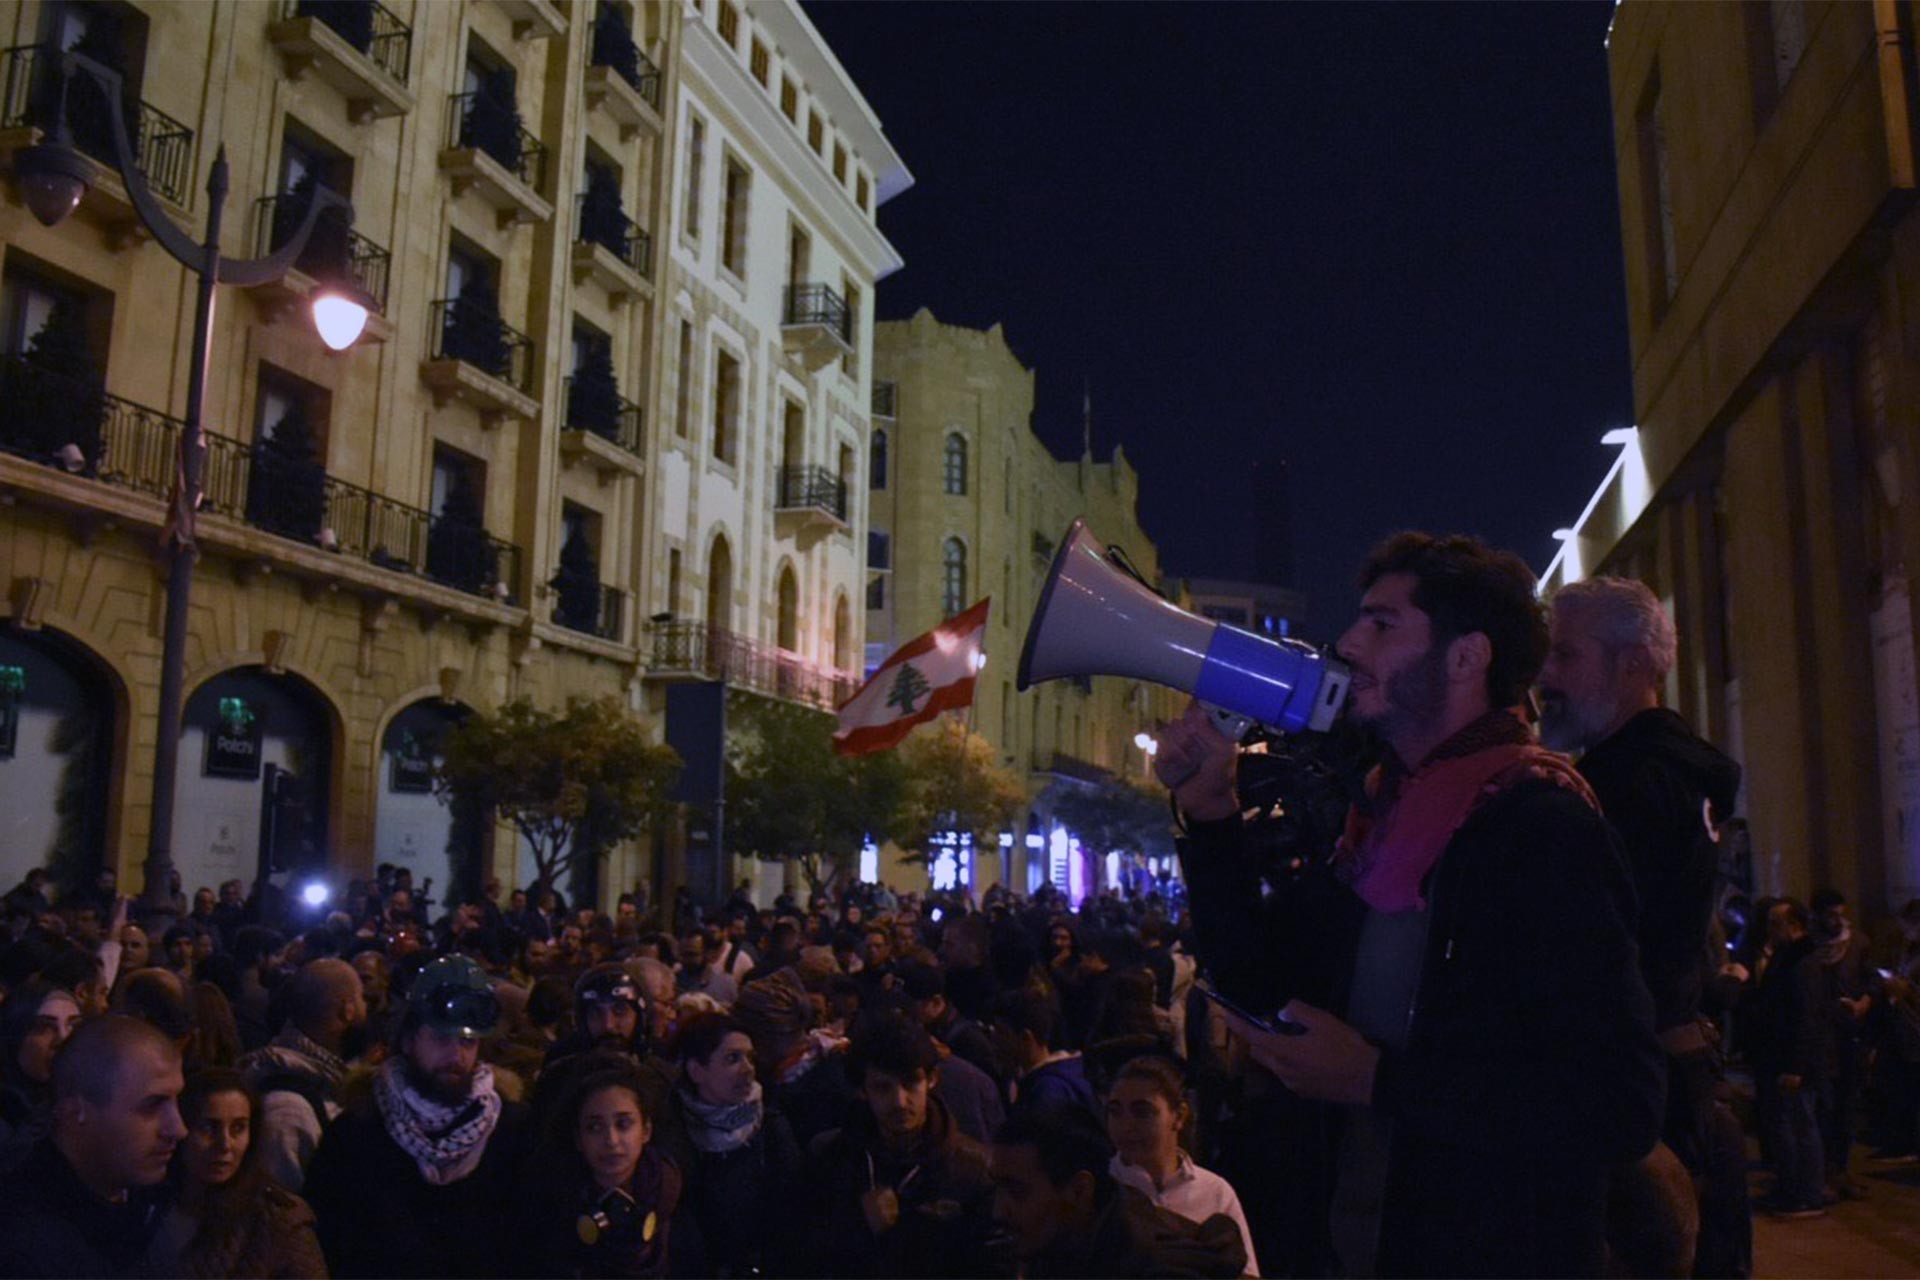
[
  {"x1": 254, "y1": 364, "x2": 331, "y2": 459},
  {"x1": 856, "y1": 173, "x2": 871, "y2": 213},
  {"x1": 832, "y1": 142, "x2": 847, "y2": 184},
  {"x1": 713, "y1": 348, "x2": 741, "y2": 464},
  {"x1": 1635, "y1": 70, "x2": 1677, "y2": 316},
  {"x1": 716, "y1": 1, "x2": 739, "y2": 47},
  {"x1": 675, "y1": 320, "x2": 694, "y2": 439},
  {"x1": 721, "y1": 156, "x2": 750, "y2": 279},
  {"x1": 780, "y1": 78, "x2": 798, "y2": 122},
  {"x1": 431, "y1": 444, "x2": 485, "y2": 520},
  {"x1": 668, "y1": 548, "x2": 682, "y2": 616},
  {"x1": 807, "y1": 111, "x2": 824, "y2": 154},
  {"x1": 684, "y1": 115, "x2": 706, "y2": 244},
  {"x1": 787, "y1": 222, "x2": 811, "y2": 290},
  {"x1": 866, "y1": 573, "x2": 884, "y2": 611},
  {"x1": 750, "y1": 39, "x2": 769, "y2": 86}
]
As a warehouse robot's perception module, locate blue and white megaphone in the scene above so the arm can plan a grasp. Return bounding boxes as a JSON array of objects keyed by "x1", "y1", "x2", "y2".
[{"x1": 1017, "y1": 519, "x2": 1350, "y2": 738}]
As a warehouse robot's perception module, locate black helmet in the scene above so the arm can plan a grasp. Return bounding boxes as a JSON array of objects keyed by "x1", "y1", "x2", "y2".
[
  {"x1": 575, "y1": 963, "x2": 647, "y2": 1019},
  {"x1": 405, "y1": 954, "x2": 500, "y2": 1038}
]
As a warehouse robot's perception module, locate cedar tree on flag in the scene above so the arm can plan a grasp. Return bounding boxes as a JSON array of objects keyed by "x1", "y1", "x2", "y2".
[{"x1": 833, "y1": 598, "x2": 991, "y2": 756}]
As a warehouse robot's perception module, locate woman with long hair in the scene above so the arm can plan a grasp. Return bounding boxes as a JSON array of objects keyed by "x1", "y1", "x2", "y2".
[
  {"x1": 521, "y1": 1051, "x2": 682, "y2": 1277},
  {"x1": 0, "y1": 978, "x2": 81, "y2": 1171},
  {"x1": 667, "y1": 1011, "x2": 800, "y2": 1277},
  {"x1": 157, "y1": 1068, "x2": 328, "y2": 1278},
  {"x1": 1105, "y1": 1055, "x2": 1260, "y2": 1277}
]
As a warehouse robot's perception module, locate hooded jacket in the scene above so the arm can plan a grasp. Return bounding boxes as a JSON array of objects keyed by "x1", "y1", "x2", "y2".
[{"x1": 1576, "y1": 708, "x2": 1742, "y2": 1032}]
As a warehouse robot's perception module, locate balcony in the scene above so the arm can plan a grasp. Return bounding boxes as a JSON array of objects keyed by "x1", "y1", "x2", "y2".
[
  {"x1": 420, "y1": 298, "x2": 540, "y2": 426},
  {"x1": 553, "y1": 581, "x2": 625, "y2": 643},
  {"x1": 247, "y1": 194, "x2": 394, "y2": 341},
  {"x1": 489, "y1": 0, "x2": 567, "y2": 41},
  {"x1": 774, "y1": 464, "x2": 849, "y2": 543},
  {"x1": 559, "y1": 375, "x2": 644, "y2": 481},
  {"x1": 583, "y1": 13, "x2": 662, "y2": 139},
  {"x1": 571, "y1": 194, "x2": 652, "y2": 304},
  {"x1": 870, "y1": 379, "x2": 897, "y2": 421},
  {"x1": 781, "y1": 283, "x2": 853, "y2": 372},
  {"x1": 266, "y1": 0, "x2": 414, "y2": 122},
  {"x1": 438, "y1": 91, "x2": 551, "y2": 227},
  {"x1": 645, "y1": 619, "x2": 858, "y2": 712},
  {"x1": 0, "y1": 43, "x2": 194, "y2": 236},
  {"x1": 0, "y1": 356, "x2": 522, "y2": 610}
]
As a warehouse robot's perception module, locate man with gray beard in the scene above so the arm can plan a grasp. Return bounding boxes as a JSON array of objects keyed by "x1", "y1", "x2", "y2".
[{"x1": 1539, "y1": 576, "x2": 1748, "y2": 1274}]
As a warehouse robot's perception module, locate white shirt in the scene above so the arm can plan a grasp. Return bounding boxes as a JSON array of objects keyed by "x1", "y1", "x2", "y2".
[{"x1": 1110, "y1": 1151, "x2": 1261, "y2": 1277}]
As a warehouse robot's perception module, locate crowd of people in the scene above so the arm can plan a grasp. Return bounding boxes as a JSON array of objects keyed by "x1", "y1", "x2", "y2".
[
  {"x1": 5, "y1": 531, "x2": 1920, "y2": 1279},
  {"x1": 0, "y1": 863, "x2": 1260, "y2": 1278}
]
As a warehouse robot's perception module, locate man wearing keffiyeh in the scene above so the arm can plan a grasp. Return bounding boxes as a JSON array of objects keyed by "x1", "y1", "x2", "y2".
[{"x1": 1161, "y1": 532, "x2": 1664, "y2": 1278}]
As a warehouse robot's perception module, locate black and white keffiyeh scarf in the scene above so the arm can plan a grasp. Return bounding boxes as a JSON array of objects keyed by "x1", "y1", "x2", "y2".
[{"x1": 373, "y1": 1057, "x2": 502, "y2": 1185}]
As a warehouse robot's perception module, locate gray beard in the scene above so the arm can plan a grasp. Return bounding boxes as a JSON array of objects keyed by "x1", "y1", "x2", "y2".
[{"x1": 1538, "y1": 697, "x2": 1612, "y2": 753}]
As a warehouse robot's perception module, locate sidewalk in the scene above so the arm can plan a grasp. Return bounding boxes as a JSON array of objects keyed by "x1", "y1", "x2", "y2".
[{"x1": 1753, "y1": 1156, "x2": 1920, "y2": 1278}]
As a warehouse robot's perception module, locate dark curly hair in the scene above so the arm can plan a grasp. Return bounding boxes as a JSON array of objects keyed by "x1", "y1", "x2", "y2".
[{"x1": 1359, "y1": 531, "x2": 1548, "y2": 708}]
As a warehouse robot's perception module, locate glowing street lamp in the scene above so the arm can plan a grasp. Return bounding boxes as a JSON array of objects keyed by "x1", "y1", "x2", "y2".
[{"x1": 11, "y1": 50, "x2": 369, "y2": 927}]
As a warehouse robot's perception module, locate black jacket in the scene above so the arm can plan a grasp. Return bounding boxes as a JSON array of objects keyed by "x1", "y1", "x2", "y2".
[
  {"x1": 1182, "y1": 776, "x2": 1664, "y2": 1277},
  {"x1": 662, "y1": 1091, "x2": 802, "y2": 1277},
  {"x1": 795, "y1": 1096, "x2": 1009, "y2": 1278},
  {"x1": 0, "y1": 1139, "x2": 169, "y2": 1278},
  {"x1": 1576, "y1": 708, "x2": 1741, "y2": 1032},
  {"x1": 1751, "y1": 935, "x2": 1831, "y2": 1080},
  {"x1": 1025, "y1": 1185, "x2": 1246, "y2": 1279},
  {"x1": 303, "y1": 1091, "x2": 531, "y2": 1278}
]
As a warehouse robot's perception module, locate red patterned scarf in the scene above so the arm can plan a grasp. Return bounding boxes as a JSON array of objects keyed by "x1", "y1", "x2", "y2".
[{"x1": 1333, "y1": 708, "x2": 1599, "y2": 913}]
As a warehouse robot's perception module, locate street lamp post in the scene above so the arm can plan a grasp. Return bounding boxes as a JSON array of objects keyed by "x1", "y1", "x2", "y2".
[{"x1": 12, "y1": 50, "x2": 371, "y2": 926}]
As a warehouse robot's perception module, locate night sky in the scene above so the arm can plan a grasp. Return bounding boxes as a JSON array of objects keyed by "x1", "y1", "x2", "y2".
[{"x1": 804, "y1": 1, "x2": 1632, "y2": 638}]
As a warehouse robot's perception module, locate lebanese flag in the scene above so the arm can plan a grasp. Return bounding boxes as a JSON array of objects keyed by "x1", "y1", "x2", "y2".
[{"x1": 833, "y1": 598, "x2": 990, "y2": 756}]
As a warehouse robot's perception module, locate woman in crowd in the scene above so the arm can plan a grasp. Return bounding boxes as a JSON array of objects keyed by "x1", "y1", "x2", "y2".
[
  {"x1": 1104, "y1": 1055, "x2": 1260, "y2": 1277},
  {"x1": 0, "y1": 978, "x2": 81, "y2": 1170},
  {"x1": 669, "y1": 1011, "x2": 801, "y2": 1277},
  {"x1": 526, "y1": 1053, "x2": 682, "y2": 1277},
  {"x1": 157, "y1": 1068, "x2": 328, "y2": 1278}
]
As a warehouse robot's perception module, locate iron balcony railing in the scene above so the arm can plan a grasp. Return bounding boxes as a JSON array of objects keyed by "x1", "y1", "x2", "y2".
[
  {"x1": 0, "y1": 355, "x2": 521, "y2": 603},
  {"x1": 646, "y1": 619, "x2": 859, "y2": 711},
  {"x1": 0, "y1": 43, "x2": 195, "y2": 207},
  {"x1": 867, "y1": 530, "x2": 891, "y2": 572},
  {"x1": 287, "y1": 0, "x2": 412, "y2": 86},
  {"x1": 870, "y1": 379, "x2": 897, "y2": 419},
  {"x1": 574, "y1": 193, "x2": 653, "y2": 279},
  {"x1": 254, "y1": 194, "x2": 392, "y2": 312},
  {"x1": 776, "y1": 465, "x2": 848, "y2": 522},
  {"x1": 555, "y1": 582, "x2": 625, "y2": 642},
  {"x1": 445, "y1": 90, "x2": 546, "y2": 193},
  {"x1": 429, "y1": 297, "x2": 536, "y2": 394},
  {"x1": 562, "y1": 375, "x2": 643, "y2": 454},
  {"x1": 783, "y1": 283, "x2": 851, "y2": 344},
  {"x1": 587, "y1": 8, "x2": 662, "y2": 108}
]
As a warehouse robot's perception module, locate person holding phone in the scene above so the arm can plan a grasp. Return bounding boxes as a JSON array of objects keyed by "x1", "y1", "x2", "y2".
[{"x1": 1159, "y1": 532, "x2": 1663, "y2": 1278}]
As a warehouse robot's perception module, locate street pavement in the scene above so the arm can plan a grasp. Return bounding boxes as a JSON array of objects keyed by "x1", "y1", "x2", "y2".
[{"x1": 1753, "y1": 1154, "x2": 1920, "y2": 1278}]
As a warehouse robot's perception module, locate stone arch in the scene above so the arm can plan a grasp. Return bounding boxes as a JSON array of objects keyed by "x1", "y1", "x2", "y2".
[
  {"x1": 0, "y1": 626, "x2": 123, "y2": 894},
  {"x1": 374, "y1": 696, "x2": 484, "y2": 912},
  {"x1": 705, "y1": 529, "x2": 734, "y2": 633},
  {"x1": 775, "y1": 559, "x2": 800, "y2": 652},
  {"x1": 832, "y1": 591, "x2": 851, "y2": 673}
]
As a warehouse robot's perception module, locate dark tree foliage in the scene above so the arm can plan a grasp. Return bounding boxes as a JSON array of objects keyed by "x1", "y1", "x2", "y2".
[
  {"x1": 276, "y1": 171, "x2": 354, "y2": 285},
  {"x1": 14, "y1": 297, "x2": 105, "y2": 471},
  {"x1": 567, "y1": 339, "x2": 622, "y2": 438},
  {"x1": 462, "y1": 68, "x2": 523, "y2": 173},
  {"x1": 248, "y1": 397, "x2": 328, "y2": 543},
  {"x1": 550, "y1": 521, "x2": 603, "y2": 633},
  {"x1": 590, "y1": 4, "x2": 642, "y2": 90},
  {"x1": 426, "y1": 465, "x2": 492, "y2": 595},
  {"x1": 58, "y1": 12, "x2": 141, "y2": 171},
  {"x1": 297, "y1": 0, "x2": 376, "y2": 54},
  {"x1": 578, "y1": 162, "x2": 629, "y2": 258},
  {"x1": 442, "y1": 273, "x2": 509, "y2": 377}
]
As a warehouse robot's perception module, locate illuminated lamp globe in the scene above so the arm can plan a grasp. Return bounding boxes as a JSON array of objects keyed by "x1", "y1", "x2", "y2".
[
  {"x1": 13, "y1": 143, "x2": 92, "y2": 228},
  {"x1": 310, "y1": 287, "x2": 371, "y2": 352}
]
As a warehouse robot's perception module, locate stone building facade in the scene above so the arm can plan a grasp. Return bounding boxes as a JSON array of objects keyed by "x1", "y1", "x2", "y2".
[{"x1": 1543, "y1": 0, "x2": 1920, "y2": 916}]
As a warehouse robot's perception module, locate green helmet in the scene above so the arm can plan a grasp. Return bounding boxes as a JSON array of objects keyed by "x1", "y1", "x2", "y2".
[{"x1": 405, "y1": 954, "x2": 500, "y2": 1038}]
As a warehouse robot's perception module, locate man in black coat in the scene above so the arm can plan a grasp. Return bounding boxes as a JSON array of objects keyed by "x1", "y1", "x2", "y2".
[
  {"x1": 1539, "y1": 575, "x2": 1749, "y2": 1269},
  {"x1": 1751, "y1": 899, "x2": 1831, "y2": 1217},
  {"x1": 304, "y1": 955, "x2": 530, "y2": 1277},
  {"x1": 1160, "y1": 533, "x2": 1663, "y2": 1277}
]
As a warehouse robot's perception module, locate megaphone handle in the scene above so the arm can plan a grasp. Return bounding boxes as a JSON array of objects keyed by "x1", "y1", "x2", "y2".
[{"x1": 1202, "y1": 703, "x2": 1254, "y2": 742}]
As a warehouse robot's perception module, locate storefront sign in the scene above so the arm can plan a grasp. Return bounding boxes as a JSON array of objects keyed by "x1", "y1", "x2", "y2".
[
  {"x1": 204, "y1": 696, "x2": 263, "y2": 780},
  {"x1": 389, "y1": 729, "x2": 435, "y2": 793}
]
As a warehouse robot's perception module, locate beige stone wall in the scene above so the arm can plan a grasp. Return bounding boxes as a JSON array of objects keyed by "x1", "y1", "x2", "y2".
[{"x1": 1563, "y1": 0, "x2": 1920, "y2": 915}]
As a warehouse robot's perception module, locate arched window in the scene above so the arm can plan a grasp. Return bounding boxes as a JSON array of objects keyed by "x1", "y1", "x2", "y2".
[
  {"x1": 777, "y1": 564, "x2": 799, "y2": 651},
  {"x1": 942, "y1": 537, "x2": 967, "y2": 617},
  {"x1": 833, "y1": 594, "x2": 851, "y2": 671},
  {"x1": 943, "y1": 433, "x2": 967, "y2": 495},
  {"x1": 870, "y1": 429, "x2": 887, "y2": 490},
  {"x1": 706, "y1": 535, "x2": 733, "y2": 633}
]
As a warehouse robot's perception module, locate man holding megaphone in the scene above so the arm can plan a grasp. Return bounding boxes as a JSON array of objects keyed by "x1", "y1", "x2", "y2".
[{"x1": 1154, "y1": 532, "x2": 1665, "y2": 1279}]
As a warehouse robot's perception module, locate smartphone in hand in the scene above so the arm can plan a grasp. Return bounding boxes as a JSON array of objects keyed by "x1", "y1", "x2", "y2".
[{"x1": 1198, "y1": 985, "x2": 1307, "y2": 1036}]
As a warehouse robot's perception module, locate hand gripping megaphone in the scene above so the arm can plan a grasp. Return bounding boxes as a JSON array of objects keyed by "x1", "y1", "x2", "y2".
[{"x1": 1017, "y1": 520, "x2": 1350, "y2": 738}]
